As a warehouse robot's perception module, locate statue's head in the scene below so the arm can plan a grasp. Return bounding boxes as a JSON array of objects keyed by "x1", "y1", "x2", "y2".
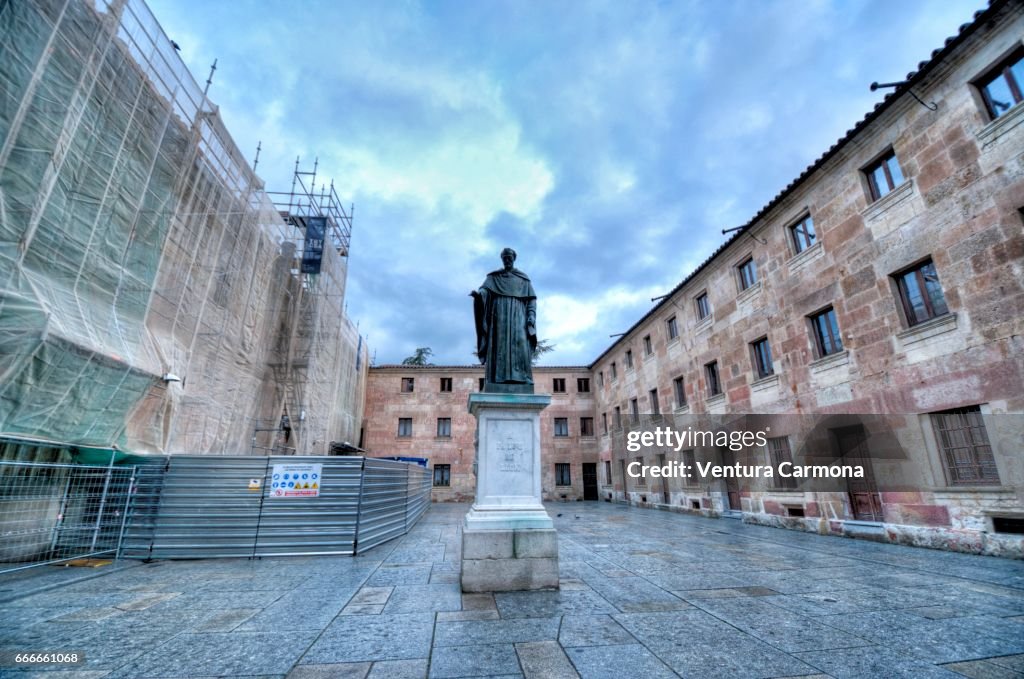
[{"x1": 500, "y1": 247, "x2": 516, "y2": 269}]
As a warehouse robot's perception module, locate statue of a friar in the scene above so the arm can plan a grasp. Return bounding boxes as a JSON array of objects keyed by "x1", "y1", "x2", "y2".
[{"x1": 470, "y1": 248, "x2": 537, "y2": 393}]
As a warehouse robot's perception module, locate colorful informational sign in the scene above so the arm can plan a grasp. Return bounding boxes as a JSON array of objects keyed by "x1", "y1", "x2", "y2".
[{"x1": 269, "y1": 463, "x2": 322, "y2": 498}]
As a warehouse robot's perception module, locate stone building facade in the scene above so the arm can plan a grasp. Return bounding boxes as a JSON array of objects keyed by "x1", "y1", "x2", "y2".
[
  {"x1": 363, "y1": 366, "x2": 599, "y2": 502},
  {"x1": 363, "y1": 2, "x2": 1024, "y2": 557}
]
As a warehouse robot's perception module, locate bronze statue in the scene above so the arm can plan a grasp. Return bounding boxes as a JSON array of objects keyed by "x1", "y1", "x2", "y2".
[{"x1": 471, "y1": 248, "x2": 537, "y2": 393}]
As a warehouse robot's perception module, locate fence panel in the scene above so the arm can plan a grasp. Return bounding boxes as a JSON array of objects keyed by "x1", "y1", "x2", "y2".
[
  {"x1": 405, "y1": 464, "x2": 431, "y2": 532},
  {"x1": 124, "y1": 455, "x2": 269, "y2": 559},
  {"x1": 0, "y1": 461, "x2": 134, "y2": 574},
  {"x1": 254, "y1": 456, "x2": 363, "y2": 556},
  {"x1": 355, "y1": 458, "x2": 410, "y2": 552}
]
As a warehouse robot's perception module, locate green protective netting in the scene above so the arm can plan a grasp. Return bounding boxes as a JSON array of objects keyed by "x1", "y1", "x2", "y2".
[{"x1": 0, "y1": 0, "x2": 367, "y2": 455}]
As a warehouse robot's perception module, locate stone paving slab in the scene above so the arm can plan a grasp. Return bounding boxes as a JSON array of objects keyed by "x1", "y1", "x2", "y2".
[{"x1": 2, "y1": 502, "x2": 1024, "y2": 678}]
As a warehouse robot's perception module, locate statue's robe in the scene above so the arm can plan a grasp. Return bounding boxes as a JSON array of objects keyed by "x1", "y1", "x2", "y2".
[{"x1": 474, "y1": 268, "x2": 537, "y2": 389}]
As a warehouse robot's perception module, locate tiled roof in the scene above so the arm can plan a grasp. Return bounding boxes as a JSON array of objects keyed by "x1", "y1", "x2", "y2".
[{"x1": 588, "y1": 0, "x2": 1006, "y2": 369}]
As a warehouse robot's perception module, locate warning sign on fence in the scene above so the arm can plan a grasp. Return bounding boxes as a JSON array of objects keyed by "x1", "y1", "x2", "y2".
[{"x1": 270, "y1": 463, "x2": 322, "y2": 498}]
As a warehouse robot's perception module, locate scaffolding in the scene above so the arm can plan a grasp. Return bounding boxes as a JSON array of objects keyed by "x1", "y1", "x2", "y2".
[
  {"x1": 0, "y1": 0, "x2": 368, "y2": 457},
  {"x1": 248, "y1": 161, "x2": 362, "y2": 456}
]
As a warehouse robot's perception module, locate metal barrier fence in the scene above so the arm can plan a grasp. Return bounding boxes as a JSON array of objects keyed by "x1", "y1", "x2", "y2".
[
  {"x1": 0, "y1": 461, "x2": 135, "y2": 574},
  {"x1": 0, "y1": 456, "x2": 432, "y2": 573}
]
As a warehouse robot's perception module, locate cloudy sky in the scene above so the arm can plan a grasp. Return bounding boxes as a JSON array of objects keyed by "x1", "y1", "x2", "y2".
[{"x1": 149, "y1": 0, "x2": 981, "y2": 367}]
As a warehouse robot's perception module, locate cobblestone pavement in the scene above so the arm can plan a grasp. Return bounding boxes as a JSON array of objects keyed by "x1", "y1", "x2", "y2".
[{"x1": 2, "y1": 502, "x2": 1024, "y2": 678}]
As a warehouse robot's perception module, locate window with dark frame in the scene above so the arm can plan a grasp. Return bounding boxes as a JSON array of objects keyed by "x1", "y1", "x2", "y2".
[
  {"x1": 932, "y1": 406, "x2": 1000, "y2": 485},
  {"x1": 666, "y1": 316, "x2": 679, "y2": 340},
  {"x1": 643, "y1": 335, "x2": 653, "y2": 355},
  {"x1": 580, "y1": 417, "x2": 594, "y2": 437},
  {"x1": 436, "y1": 417, "x2": 451, "y2": 438},
  {"x1": 610, "y1": 362, "x2": 617, "y2": 380},
  {"x1": 604, "y1": 460, "x2": 612, "y2": 485},
  {"x1": 630, "y1": 398, "x2": 639, "y2": 424},
  {"x1": 977, "y1": 48, "x2": 1024, "y2": 119},
  {"x1": 768, "y1": 437, "x2": 797, "y2": 489},
  {"x1": 635, "y1": 457, "x2": 646, "y2": 486},
  {"x1": 751, "y1": 337, "x2": 774, "y2": 379},
  {"x1": 625, "y1": 349, "x2": 634, "y2": 369},
  {"x1": 865, "y1": 149, "x2": 905, "y2": 201},
  {"x1": 673, "y1": 376, "x2": 686, "y2": 408},
  {"x1": 577, "y1": 377, "x2": 590, "y2": 393},
  {"x1": 810, "y1": 307, "x2": 843, "y2": 358},
  {"x1": 649, "y1": 388, "x2": 660, "y2": 415},
  {"x1": 696, "y1": 292, "x2": 711, "y2": 320},
  {"x1": 737, "y1": 257, "x2": 757, "y2": 291},
  {"x1": 705, "y1": 361, "x2": 721, "y2": 397},
  {"x1": 553, "y1": 378, "x2": 566, "y2": 393},
  {"x1": 478, "y1": 378, "x2": 485, "y2": 391},
  {"x1": 439, "y1": 377, "x2": 452, "y2": 392},
  {"x1": 598, "y1": 371, "x2": 605, "y2": 388},
  {"x1": 397, "y1": 418, "x2": 412, "y2": 437},
  {"x1": 790, "y1": 215, "x2": 816, "y2": 253},
  {"x1": 555, "y1": 463, "x2": 571, "y2": 486},
  {"x1": 682, "y1": 450, "x2": 697, "y2": 486},
  {"x1": 895, "y1": 259, "x2": 949, "y2": 327},
  {"x1": 433, "y1": 464, "x2": 451, "y2": 487},
  {"x1": 614, "y1": 406, "x2": 622, "y2": 429},
  {"x1": 554, "y1": 417, "x2": 569, "y2": 437},
  {"x1": 601, "y1": 412, "x2": 608, "y2": 435},
  {"x1": 401, "y1": 377, "x2": 415, "y2": 393}
]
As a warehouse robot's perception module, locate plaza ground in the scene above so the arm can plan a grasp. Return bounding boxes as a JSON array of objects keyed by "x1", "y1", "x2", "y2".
[{"x1": 1, "y1": 503, "x2": 1023, "y2": 678}]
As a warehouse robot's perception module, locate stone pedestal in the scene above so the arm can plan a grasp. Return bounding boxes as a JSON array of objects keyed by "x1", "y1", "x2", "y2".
[{"x1": 461, "y1": 393, "x2": 559, "y2": 592}]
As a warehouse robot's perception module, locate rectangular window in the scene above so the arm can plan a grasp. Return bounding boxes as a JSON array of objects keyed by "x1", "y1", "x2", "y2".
[
  {"x1": 397, "y1": 418, "x2": 412, "y2": 437},
  {"x1": 696, "y1": 292, "x2": 711, "y2": 320},
  {"x1": 673, "y1": 376, "x2": 686, "y2": 408},
  {"x1": 978, "y1": 48, "x2": 1024, "y2": 119},
  {"x1": 479, "y1": 378, "x2": 485, "y2": 391},
  {"x1": 554, "y1": 417, "x2": 569, "y2": 437},
  {"x1": 601, "y1": 412, "x2": 608, "y2": 435},
  {"x1": 436, "y1": 417, "x2": 452, "y2": 438},
  {"x1": 577, "y1": 377, "x2": 590, "y2": 393},
  {"x1": 439, "y1": 377, "x2": 452, "y2": 392},
  {"x1": 895, "y1": 259, "x2": 948, "y2": 326},
  {"x1": 610, "y1": 362, "x2": 617, "y2": 380},
  {"x1": 553, "y1": 378, "x2": 566, "y2": 393},
  {"x1": 666, "y1": 316, "x2": 679, "y2": 340},
  {"x1": 630, "y1": 398, "x2": 639, "y2": 424},
  {"x1": 401, "y1": 377, "x2": 415, "y2": 393},
  {"x1": 614, "y1": 406, "x2": 622, "y2": 430},
  {"x1": 932, "y1": 406, "x2": 1000, "y2": 485},
  {"x1": 643, "y1": 335, "x2": 653, "y2": 355},
  {"x1": 768, "y1": 437, "x2": 797, "y2": 489},
  {"x1": 865, "y1": 149, "x2": 905, "y2": 201},
  {"x1": 737, "y1": 257, "x2": 757, "y2": 291},
  {"x1": 682, "y1": 450, "x2": 697, "y2": 486},
  {"x1": 635, "y1": 457, "x2": 646, "y2": 486},
  {"x1": 433, "y1": 464, "x2": 451, "y2": 487},
  {"x1": 555, "y1": 463, "x2": 571, "y2": 486},
  {"x1": 751, "y1": 337, "x2": 774, "y2": 379},
  {"x1": 705, "y1": 361, "x2": 721, "y2": 397},
  {"x1": 598, "y1": 371, "x2": 605, "y2": 388},
  {"x1": 625, "y1": 350, "x2": 634, "y2": 369},
  {"x1": 604, "y1": 460, "x2": 612, "y2": 485},
  {"x1": 580, "y1": 417, "x2": 594, "y2": 437},
  {"x1": 810, "y1": 307, "x2": 843, "y2": 358},
  {"x1": 649, "y1": 388, "x2": 660, "y2": 415},
  {"x1": 790, "y1": 215, "x2": 816, "y2": 253}
]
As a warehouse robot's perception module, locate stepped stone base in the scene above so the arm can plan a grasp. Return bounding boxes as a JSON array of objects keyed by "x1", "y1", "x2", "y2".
[{"x1": 461, "y1": 527, "x2": 558, "y2": 592}]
